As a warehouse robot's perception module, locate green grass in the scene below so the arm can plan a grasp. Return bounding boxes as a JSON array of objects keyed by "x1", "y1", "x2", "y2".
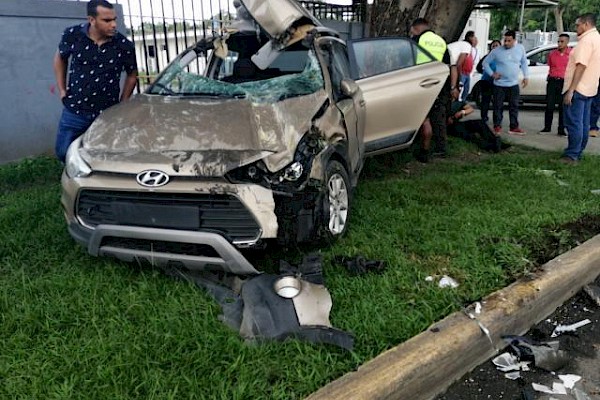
[{"x1": 2, "y1": 142, "x2": 600, "y2": 399}]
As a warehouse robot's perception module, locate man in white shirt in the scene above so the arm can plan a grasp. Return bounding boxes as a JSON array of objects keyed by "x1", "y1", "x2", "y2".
[
  {"x1": 448, "y1": 34, "x2": 473, "y2": 100},
  {"x1": 463, "y1": 32, "x2": 479, "y2": 102}
]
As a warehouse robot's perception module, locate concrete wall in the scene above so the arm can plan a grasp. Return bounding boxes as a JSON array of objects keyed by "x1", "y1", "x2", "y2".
[{"x1": 0, "y1": 0, "x2": 125, "y2": 165}]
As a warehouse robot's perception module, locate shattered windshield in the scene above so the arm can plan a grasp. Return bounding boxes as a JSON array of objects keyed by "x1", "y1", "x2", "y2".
[{"x1": 148, "y1": 48, "x2": 324, "y2": 103}]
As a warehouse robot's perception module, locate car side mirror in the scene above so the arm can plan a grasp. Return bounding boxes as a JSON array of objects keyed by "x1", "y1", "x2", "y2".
[
  {"x1": 340, "y1": 79, "x2": 359, "y2": 98},
  {"x1": 529, "y1": 60, "x2": 537, "y2": 66}
]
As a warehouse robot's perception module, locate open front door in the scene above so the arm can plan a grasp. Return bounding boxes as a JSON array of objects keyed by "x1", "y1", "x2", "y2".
[{"x1": 347, "y1": 37, "x2": 449, "y2": 155}]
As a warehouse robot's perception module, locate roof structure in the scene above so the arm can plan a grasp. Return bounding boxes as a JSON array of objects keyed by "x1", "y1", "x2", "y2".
[{"x1": 475, "y1": 0, "x2": 558, "y2": 8}]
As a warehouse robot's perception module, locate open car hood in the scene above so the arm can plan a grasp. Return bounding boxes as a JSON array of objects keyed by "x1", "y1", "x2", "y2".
[
  {"x1": 237, "y1": 0, "x2": 320, "y2": 41},
  {"x1": 81, "y1": 92, "x2": 328, "y2": 177}
]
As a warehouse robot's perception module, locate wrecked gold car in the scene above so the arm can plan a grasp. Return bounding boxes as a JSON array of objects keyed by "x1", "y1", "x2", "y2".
[{"x1": 61, "y1": 0, "x2": 448, "y2": 274}]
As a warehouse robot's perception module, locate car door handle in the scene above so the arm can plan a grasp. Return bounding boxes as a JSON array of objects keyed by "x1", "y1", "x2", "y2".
[{"x1": 419, "y1": 79, "x2": 441, "y2": 88}]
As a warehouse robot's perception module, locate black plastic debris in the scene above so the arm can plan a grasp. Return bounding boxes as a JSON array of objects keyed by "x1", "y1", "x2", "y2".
[
  {"x1": 279, "y1": 253, "x2": 324, "y2": 284},
  {"x1": 165, "y1": 268, "x2": 245, "y2": 331},
  {"x1": 334, "y1": 255, "x2": 386, "y2": 276},
  {"x1": 521, "y1": 387, "x2": 535, "y2": 400},
  {"x1": 239, "y1": 274, "x2": 354, "y2": 350},
  {"x1": 583, "y1": 284, "x2": 600, "y2": 306},
  {"x1": 502, "y1": 335, "x2": 570, "y2": 372},
  {"x1": 165, "y1": 258, "x2": 354, "y2": 351}
]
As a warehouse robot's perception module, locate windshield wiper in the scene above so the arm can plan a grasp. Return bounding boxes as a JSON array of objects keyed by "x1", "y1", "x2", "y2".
[{"x1": 150, "y1": 82, "x2": 176, "y2": 95}]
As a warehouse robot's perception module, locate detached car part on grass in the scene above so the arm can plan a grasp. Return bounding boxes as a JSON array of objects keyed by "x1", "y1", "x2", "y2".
[
  {"x1": 61, "y1": 0, "x2": 448, "y2": 273},
  {"x1": 171, "y1": 254, "x2": 354, "y2": 350}
]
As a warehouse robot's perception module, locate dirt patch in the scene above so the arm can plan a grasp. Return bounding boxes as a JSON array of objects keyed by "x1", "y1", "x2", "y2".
[
  {"x1": 527, "y1": 214, "x2": 600, "y2": 267},
  {"x1": 481, "y1": 214, "x2": 600, "y2": 281}
]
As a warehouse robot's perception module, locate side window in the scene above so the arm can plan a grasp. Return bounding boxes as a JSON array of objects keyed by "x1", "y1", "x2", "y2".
[
  {"x1": 319, "y1": 39, "x2": 352, "y2": 99},
  {"x1": 349, "y1": 38, "x2": 426, "y2": 80},
  {"x1": 529, "y1": 49, "x2": 552, "y2": 65}
]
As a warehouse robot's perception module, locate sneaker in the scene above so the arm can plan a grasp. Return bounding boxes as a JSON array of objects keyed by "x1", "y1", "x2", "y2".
[
  {"x1": 508, "y1": 127, "x2": 526, "y2": 135},
  {"x1": 493, "y1": 126, "x2": 502, "y2": 135},
  {"x1": 538, "y1": 128, "x2": 551, "y2": 134},
  {"x1": 589, "y1": 130, "x2": 599, "y2": 137}
]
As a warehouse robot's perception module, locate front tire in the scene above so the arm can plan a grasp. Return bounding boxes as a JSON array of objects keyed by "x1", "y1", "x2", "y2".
[{"x1": 322, "y1": 160, "x2": 351, "y2": 240}]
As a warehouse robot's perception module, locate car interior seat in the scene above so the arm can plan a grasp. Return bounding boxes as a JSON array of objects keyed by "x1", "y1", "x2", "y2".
[{"x1": 222, "y1": 58, "x2": 259, "y2": 83}]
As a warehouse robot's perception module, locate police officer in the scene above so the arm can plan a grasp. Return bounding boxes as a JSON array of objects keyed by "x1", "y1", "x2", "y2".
[{"x1": 410, "y1": 18, "x2": 452, "y2": 162}]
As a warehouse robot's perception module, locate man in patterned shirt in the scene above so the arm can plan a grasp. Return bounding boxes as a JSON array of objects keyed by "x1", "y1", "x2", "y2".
[{"x1": 53, "y1": 0, "x2": 137, "y2": 162}]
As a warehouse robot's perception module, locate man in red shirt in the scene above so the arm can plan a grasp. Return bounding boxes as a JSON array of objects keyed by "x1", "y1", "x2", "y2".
[{"x1": 540, "y1": 34, "x2": 571, "y2": 136}]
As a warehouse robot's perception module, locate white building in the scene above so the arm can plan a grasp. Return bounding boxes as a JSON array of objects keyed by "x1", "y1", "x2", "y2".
[{"x1": 460, "y1": 9, "x2": 491, "y2": 58}]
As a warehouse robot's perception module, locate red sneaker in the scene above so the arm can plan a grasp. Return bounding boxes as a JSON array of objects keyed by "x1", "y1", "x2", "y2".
[
  {"x1": 493, "y1": 126, "x2": 502, "y2": 135},
  {"x1": 509, "y1": 127, "x2": 526, "y2": 135}
]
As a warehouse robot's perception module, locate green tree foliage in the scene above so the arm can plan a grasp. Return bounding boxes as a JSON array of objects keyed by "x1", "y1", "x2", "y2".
[{"x1": 490, "y1": 0, "x2": 599, "y2": 39}]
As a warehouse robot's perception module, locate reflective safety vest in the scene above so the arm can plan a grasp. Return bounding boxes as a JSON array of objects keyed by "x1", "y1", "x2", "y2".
[{"x1": 417, "y1": 31, "x2": 447, "y2": 64}]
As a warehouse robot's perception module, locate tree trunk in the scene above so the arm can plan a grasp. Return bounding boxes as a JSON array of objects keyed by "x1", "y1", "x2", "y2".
[
  {"x1": 368, "y1": 0, "x2": 478, "y2": 42},
  {"x1": 554, "y1": 6, "x2": 564, "y2": 34}
]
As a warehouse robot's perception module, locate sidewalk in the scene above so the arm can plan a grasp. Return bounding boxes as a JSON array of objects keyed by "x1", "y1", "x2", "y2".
[{"x1": 494, "y1": 108, "x2": 600, "y2": 155}]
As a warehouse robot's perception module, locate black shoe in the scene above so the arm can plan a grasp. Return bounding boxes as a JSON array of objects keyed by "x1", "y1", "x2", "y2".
[
  {"x1": 557, "y1": 131, "x2": 567, "y2": 137},
  {"x1": 538, "y1": 128, "x2": 550, "y2": 135},
  {"x1": 492, "y1": 137, "x2": 502, "y2": 153},
  {"x1": 415, "y1": 149, "x2": 429, "y2": 163}
]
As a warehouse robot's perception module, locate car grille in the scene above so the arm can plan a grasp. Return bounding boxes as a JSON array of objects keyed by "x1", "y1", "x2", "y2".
[
  {"x1": 100, "y1": 237, "x2": 220, "y2": 258},
  {"x1": 77, "y1": 190, "x2": 261, "y2": 243}
]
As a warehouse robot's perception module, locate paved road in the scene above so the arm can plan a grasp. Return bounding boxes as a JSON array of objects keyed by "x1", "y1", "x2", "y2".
[{"x1": 478, "y1": 106, "x2": 600, "y2": 156}]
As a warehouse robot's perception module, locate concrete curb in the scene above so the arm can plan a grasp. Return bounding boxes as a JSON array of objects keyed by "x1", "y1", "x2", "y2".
[{"x1": 307, "y1": 235, "x2": 600, "y2": 400}]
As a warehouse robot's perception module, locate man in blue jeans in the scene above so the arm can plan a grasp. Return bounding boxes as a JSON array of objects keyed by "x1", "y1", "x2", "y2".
[
  {"x1": 53, "y1": 0, "x2": 137, "y2": 162},
  {"x1": 561, "y1": 14, "x2": 600, "y2": 163},
  {"x1": 482, "y1": 30, "x2": 529, "y2": 135},
  {"x1": 589, "y1": 80, "x2": 600, "y2": 137}
]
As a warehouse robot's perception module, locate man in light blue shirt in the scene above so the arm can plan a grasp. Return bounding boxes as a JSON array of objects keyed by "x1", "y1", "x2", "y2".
[{"x1": 483, "y1": 30, "x2": 529, "y2": 135}]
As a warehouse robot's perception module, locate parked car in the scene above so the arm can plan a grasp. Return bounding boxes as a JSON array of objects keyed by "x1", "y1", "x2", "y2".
[
  {"x1": 469, "y1": 41, "x2": 577, "y2": 105},
  {"x1": 61, "y1": 0, "x2": 448, "y2": 274}
]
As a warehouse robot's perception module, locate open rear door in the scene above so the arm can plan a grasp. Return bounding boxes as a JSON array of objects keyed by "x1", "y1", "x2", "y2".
[{"x1": 347, "y1": 37, "x2": 449, "y2": 155}]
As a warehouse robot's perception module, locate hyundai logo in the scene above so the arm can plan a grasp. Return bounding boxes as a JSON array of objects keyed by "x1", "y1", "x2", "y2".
[{"x1": 136, "y1": 170, "x2": 170, "y2": 187}]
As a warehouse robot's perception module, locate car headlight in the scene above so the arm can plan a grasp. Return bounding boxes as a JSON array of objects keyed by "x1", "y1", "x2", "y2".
[
  {"x1": 65, "y1": 137, "x2": 92, "y2": 178},
  {"x1": 226, "y1": 133, "x2": 323, "y2": 187}
]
